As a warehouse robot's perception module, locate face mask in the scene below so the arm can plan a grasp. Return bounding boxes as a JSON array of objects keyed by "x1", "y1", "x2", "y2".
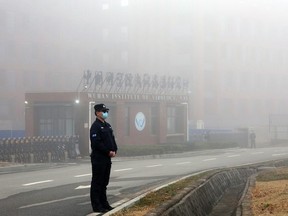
[{"x1": 102, "y1": 112, "x2": 108, "y2": 119}]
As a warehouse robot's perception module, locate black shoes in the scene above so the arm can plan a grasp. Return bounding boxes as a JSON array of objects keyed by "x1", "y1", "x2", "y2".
[
  {"x1": 103, "y1": 204, "x2": 114, "y2": 211},
  {"x1": 93, "y1": 205, "x2": 113, "y2": 213},
  {"x1": 93, "y1": 208, "x2": 108, "y2": 213},
  {"x1": 93, "y1": 206, "x2": 108, "y2": 213}
]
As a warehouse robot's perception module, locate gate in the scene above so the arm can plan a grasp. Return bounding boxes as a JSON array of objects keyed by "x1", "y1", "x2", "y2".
[{"x1": 269, "y1": 114, "x2": 288, "y2": 143}]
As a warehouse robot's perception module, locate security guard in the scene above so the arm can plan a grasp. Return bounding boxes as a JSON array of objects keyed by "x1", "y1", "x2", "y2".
[{"x1": 90, "y1": 103, "x2": 118, "y2": 213}]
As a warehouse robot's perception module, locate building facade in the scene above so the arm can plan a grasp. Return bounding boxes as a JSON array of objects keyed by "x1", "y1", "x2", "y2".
[{"x1": 25, "y1": 89, "x2": 189, "y2": 155}]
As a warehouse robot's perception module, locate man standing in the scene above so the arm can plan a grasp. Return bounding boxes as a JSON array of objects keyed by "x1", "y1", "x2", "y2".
[{"x1": 90, "y1": 104, "x2": 118, "y2": 213}]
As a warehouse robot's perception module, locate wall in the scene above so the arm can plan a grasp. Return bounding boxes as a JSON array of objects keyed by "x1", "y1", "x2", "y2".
[{"x1": 147, "y1": 168, "x2": 257, "y2": 216}]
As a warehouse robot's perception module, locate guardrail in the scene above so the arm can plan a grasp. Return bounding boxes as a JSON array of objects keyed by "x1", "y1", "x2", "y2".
[{"x1": 0, "y1": 135, "x2": 80, "y2": 163}]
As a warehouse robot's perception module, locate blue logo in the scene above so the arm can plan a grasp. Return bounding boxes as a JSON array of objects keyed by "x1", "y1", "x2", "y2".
[{"x1": 135, "y1": 112, "x2": 146, "y2": 131}]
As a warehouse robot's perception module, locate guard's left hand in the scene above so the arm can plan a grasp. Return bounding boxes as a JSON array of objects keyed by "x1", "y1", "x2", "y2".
[{"x1": 109, "y1": 151, "x2": 116, "y2": 157}]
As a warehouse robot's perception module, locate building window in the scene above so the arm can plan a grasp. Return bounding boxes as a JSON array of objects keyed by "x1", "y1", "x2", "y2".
[
  {"x1": 36, "y1": 105, "x2": 73, "y2": 136},
  {"x1": 39, "y1": 118, "x2": 53, "y2": 136},
  {"x1": 167, "y1": 107, "x2": 176, "y2": 134},
  {"x1": 167, "y1": 106, "x2": 184, "y2": 134}
]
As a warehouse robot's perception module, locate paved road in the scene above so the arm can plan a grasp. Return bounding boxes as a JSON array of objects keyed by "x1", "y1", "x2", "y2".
[{"x1": 0, "y1": 147, "x2": 288, "y2": 216}]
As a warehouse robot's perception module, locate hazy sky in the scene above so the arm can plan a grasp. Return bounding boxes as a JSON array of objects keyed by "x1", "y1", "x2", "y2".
[{"x1": 1, "y1": 0, "x2": 288, "y2": 131}]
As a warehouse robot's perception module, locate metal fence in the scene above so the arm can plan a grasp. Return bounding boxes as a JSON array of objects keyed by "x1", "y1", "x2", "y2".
[
  {"x1": 0, "y1": 135, "x2": 80, "y2": 163},
  {"x1": 269, "y1": 114, "x2": 288, "y2": 143},
  {"x1": 189, "y1": 128, "x2": 249, "y2": 148}
]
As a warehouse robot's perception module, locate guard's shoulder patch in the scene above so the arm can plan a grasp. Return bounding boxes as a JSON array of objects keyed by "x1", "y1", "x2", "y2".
[{"x1": 92, "y1": 134, "x2": 97, "y2": 137}]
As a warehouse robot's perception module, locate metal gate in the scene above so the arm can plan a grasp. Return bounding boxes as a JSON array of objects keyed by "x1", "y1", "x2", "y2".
[{"x1": 269, "y1": 114, "x2": 288, "y2": 143}]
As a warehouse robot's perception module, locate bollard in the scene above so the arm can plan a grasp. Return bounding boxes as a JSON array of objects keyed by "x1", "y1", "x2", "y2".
[
  {"x1": 64, "y1": 151, "x2": 68, "y2": 162},
  {"x1": 11, "y1": 155, "x2": 15, "y2": 163},
  {"x1": 48, "y1": 152, "x2": 52, "y2": 163},
  {"x1": 30, "y1": 153, "x2": 34, "y2": 163}
]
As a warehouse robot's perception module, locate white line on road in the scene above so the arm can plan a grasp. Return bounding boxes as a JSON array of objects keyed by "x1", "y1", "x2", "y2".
[
  {"x1": 272, "y1": 153, "x2": 287, "y2": 157},
  {"x1": 227, "y1": 154, "x2": 240, "y2": 158},
  {"x1": 78, "y1": 201, "x2": 91, "y2": 206},
  {"x1": 274, "y1": 149, "x2": 284, "y2": 152},
  {"x1": 75, "y1": 185, "x2": 91, "y2": 190},
  {"x1": 250, "y1": 152, "x2": 264, "y2": 155},
  {"x1": 19, "y1": 194, "x2": 89, "y2": 209},
  {"x1": 241, "y1": 163, "x2": 253, "y2": 166},
  {"x1": 202, "y1": 158, "x2": 217, "y2": 162},
  {"x1": 176, "y1": 162, "x2": 191, "y2": 165},
  {"x1": 74, "y1": 173, "x2": 91, "y2": 178},
  {"x1": 114, "y1": 168, "x2": 133, "y2": 172},
  {"x1": 145, "y1": 164, "x2": 163, "y2": 168},
  {"x1": 22, "y1": 180, "x2": 54, "y2": 186}
]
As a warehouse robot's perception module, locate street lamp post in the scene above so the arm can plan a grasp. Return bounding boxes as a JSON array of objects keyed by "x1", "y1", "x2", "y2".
[{"x1": 181, "y1": 102, "x2": 189, "y2": 142}]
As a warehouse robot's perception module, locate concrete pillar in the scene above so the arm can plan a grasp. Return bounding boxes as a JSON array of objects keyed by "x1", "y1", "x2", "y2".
[
  {"x1": 115, "y1": 101, "x2": 125, "y2": 145},
  {"x1": 48, "y1": 152, "x2": 51, "y2": 163},
  {"x1": 191, "y1": 1, "x2": 205, "y2": 127},
  {"x1": 159, "y1": 102, "x2": 167, "y2": 144},
  {"x1": 30, "y1": 153, "x2": 34, "y2": 163},
  {"x1": 11, "y1": 155, "x2": 15, "y2": 163},
  {"x1": 64, "y1": 151, "x2": 68, "y2": 162}
]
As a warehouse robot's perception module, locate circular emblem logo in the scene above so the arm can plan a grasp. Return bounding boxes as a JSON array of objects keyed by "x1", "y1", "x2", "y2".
[{"x1": 135, "y1": 112, "x2": 146, "y2": 131}]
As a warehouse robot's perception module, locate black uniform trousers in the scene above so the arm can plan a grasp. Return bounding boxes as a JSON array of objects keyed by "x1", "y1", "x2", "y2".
[{"x1": 90, "y1": 159, "x2": 112, "y2": 209}]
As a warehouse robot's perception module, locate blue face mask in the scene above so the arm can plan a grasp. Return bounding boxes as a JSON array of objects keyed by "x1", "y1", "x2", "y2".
[{"x1": 102, "y1": 112, "x2": 108, "y2": 119}]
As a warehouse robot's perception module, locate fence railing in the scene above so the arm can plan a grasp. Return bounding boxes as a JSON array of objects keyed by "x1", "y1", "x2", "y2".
[{"x1": 0, "y1": 135, "x2": 80, "y2": 163}]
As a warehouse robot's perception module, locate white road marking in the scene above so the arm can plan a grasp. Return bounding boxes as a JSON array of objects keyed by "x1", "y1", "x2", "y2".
[
  {"x1": 114, "y1": 168, "x2": 133, "y2": 172},
  {"x1": 176, "y1": 162, "x2": 191, "y2": 165},
  {"x1": 19, "y1": 194, "x2": 90, "y2": 209},
  {"x1": 78, "y1": 201, "x2": 91, "y2": 206},
  {"x1": 146, "y1": 164, "x2": 163, "y2": 168},
  {"x1": 22, "y1": 180, "x2": 54, "y2": 186},
  {"x1": 272, "y1": 153, "x2": 287, "y2": 157},
  {"x1": 274, "y1": 149, "x2": 284, "y2": 152},
  {"x1": 251, "y1": 152, "x2": 264, "y2": 155},
  {"x1": 227, "y1": 154, "x2": 240, "y2": 158},
  {"x1": 241, "y1": 163, "x2": 253, "y2": 166},
  {"x1": 202, "y1": 158, "x2": 217, "y2": 162},
  {"x1": 86, "y1": 212, "x2": 101, "y2": 216},
  {"x1": 74, "y1": 173, "x2": 91, "y2": 178},
  {"x1": 75, "y1": 185, "x2": 91, "y2": 190}
]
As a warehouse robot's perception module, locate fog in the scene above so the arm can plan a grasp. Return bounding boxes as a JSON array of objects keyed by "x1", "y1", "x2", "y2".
[{"x1": 1, "y1": 0, "x2": 288, "y2": 136}]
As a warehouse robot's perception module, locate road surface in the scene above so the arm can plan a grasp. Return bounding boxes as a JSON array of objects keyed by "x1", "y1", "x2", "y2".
[{"x1": 0, "y1": 147, "x2": 287, "y2": 216}]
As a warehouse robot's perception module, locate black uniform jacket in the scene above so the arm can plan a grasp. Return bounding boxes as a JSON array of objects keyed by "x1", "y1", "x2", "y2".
[{"x1": 90, "y1": 118, "x2": 118, "y2": 161}]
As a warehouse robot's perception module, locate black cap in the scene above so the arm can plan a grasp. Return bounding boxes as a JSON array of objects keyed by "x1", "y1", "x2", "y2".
[{"x1": 94, "y1": 103, "x2": 109, "y2": 112}]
